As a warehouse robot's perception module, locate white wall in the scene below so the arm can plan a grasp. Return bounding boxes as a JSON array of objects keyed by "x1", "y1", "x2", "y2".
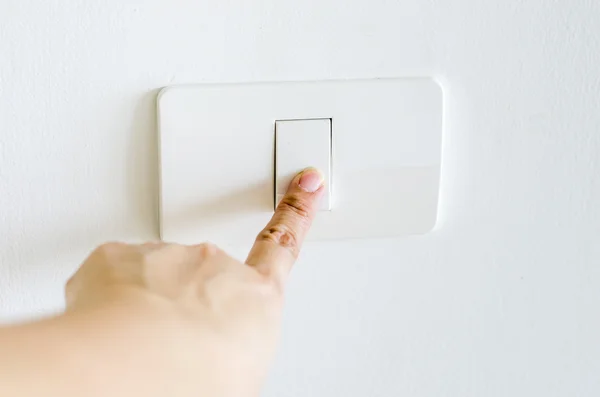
[{"x1": 1, "y1": 1, "x2": 598, "y2": 395}]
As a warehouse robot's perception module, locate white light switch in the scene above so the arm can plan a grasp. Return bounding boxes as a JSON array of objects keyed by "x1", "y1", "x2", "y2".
[
  {"x1": 158, "y1": 78, "x2": 443, "y2": 244},
  {"x1": 275, "y1": 118, "x2": 331, "y2": 211}
]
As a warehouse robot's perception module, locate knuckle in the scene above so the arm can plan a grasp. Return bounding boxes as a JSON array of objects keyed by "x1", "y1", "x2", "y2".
[
  {"x1": 199, "y1": 241, "x2": 217, "y2": 253},
  {"x1": 256, "y1": 224, "x2": 300, "y2": 257},
  {"x1": 197, "y1": 241, "x2": 219, "y2": 259},
  {"x1": 278, "y1": 195, "x2": 311, "y2": 219},
  {"x1": 95, "y1": 241, "x2": 124, "y2": 255}
]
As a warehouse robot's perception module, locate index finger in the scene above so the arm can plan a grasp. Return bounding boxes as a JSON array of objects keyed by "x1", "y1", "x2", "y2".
[{"x1": 246, "y1": 167, "x2": 324, "y2": 280}]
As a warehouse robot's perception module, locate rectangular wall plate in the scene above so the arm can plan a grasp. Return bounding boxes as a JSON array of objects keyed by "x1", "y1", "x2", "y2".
[{"x1": 158, "y1": 78, "x2": 443, "y2": 245}]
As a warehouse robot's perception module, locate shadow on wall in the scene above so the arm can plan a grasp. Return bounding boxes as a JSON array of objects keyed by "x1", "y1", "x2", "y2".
[
  {"x1": 160, "y1": 180, "x2": 273, "y2": 241},
  {"x1": 126, "y1": 88, "x2": 161, "y2": 239}
]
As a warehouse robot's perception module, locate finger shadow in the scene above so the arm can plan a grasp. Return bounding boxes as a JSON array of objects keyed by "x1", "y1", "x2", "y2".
[{"x1": 159, "y1": 180, "x2": 274, "y2": 242}]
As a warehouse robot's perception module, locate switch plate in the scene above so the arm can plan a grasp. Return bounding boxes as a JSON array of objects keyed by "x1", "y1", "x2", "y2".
[
  {"x1": 158, "y1": 78, "x2": 443, "y2": 246},
  {"x1": 275, "y1": 118, "x2": 332, "y2": 211}
]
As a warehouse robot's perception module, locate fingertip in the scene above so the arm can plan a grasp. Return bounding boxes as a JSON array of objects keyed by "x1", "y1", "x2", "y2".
[{"x1": 296, "y1": 167, "x2": 325, "y2": 193}]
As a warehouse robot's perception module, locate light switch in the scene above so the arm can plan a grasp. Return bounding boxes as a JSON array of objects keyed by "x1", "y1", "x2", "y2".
[
  {"x1": 275, "y1": 118, "x2": 332, "y2": 211},
  {"x1": 159, "y1": 78, "x2": 443, "y2": 244}
]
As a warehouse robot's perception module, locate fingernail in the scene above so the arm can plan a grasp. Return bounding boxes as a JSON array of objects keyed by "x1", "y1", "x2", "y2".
[{"x1": 298, "y1": 168, "x2": 324, "y2": 192}]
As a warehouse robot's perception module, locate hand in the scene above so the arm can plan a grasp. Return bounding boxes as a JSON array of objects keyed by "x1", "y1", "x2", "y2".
[{"x1": 64, "y1": 168, "x2": 325, "y2": 397}]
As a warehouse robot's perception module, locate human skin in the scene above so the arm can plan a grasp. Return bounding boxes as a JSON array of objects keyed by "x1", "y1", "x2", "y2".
[{"x1": 0, "y1": 168, "x2": 325, "y2": 397}]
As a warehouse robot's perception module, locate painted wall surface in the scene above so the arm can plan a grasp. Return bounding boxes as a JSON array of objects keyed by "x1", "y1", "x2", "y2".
[{"x1": 1, "y1": 1, "x2": 598, "y2": 396}]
